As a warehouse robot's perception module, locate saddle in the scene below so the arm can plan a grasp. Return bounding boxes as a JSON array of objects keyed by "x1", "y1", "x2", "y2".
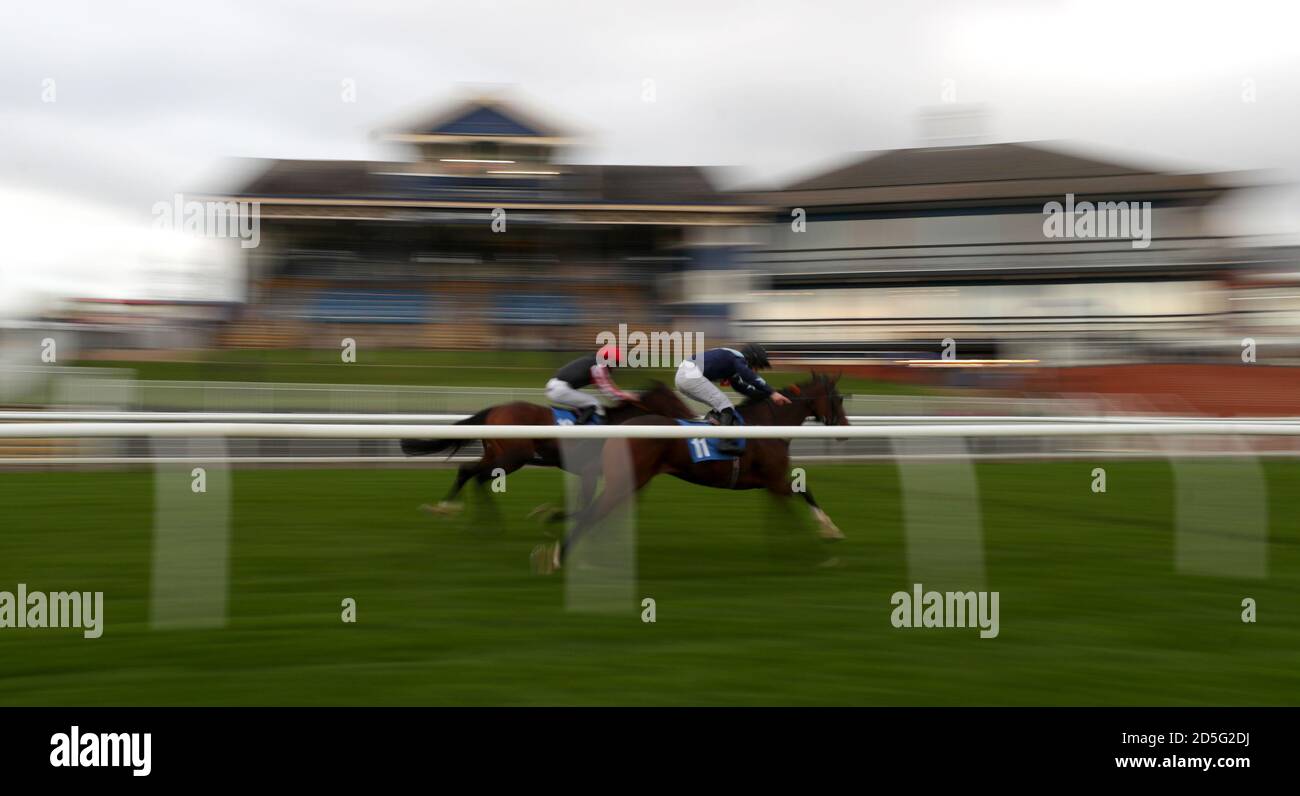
[{"x1": 550, "y1": 407, "x2": 604, "y2": 426}]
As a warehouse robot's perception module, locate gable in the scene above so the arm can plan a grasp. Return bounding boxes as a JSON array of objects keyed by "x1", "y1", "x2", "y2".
[{"x1": 424, "y1": 104, "x2": 545, "y2": 137}]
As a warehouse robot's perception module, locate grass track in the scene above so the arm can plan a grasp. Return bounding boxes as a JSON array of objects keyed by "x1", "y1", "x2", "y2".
[{"x1": 0, "y1": 461, "x2": 1297, "y2": 705}]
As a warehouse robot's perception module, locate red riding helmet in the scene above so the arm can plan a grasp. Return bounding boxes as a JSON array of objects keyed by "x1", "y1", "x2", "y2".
[{"x1": 596, "y1": 343, "x2": 623, "y2": 365}]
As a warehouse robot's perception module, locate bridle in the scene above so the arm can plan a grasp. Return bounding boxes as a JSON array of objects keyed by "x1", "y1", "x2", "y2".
[{"x1": 809, "y1": 391, "x2": 844, "y2": 426}]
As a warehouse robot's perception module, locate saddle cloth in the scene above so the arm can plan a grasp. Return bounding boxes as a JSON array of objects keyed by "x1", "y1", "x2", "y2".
[{"x1": 675, "y1": 418, "x2": 746, "y2": 463}]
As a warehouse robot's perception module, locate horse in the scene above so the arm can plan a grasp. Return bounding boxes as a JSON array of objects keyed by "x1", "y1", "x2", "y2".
[
  {"x1": 531, "y1": 373, "x2": 850, "y2": 573},
  {"x1": 400, "y1": 382, "x2": 694, "y2": 518}
]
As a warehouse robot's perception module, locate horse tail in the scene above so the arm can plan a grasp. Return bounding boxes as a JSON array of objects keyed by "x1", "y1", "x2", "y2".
[{"x1": 399, "y1": 407, "x2": 493, "y2": 457}]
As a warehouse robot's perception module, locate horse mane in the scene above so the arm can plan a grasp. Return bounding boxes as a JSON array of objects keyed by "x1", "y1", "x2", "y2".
[
  {"x1": 633, "y1": 380, "x2": 674, "y2": 405},
  {"x1": 739, "y1": 391, "x2": 783, "y2": 408},
  {"x1": 615, "y1": 380, "x2": 693, "y2": 419}
]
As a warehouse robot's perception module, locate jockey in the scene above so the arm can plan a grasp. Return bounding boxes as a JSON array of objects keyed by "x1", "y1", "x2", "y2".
[
  {"x1": 545, "y1": 344, "x2": 635, "y2": 425},
  {"x1": 675, "y1": 343, "x2": 790, "y2": 454}
]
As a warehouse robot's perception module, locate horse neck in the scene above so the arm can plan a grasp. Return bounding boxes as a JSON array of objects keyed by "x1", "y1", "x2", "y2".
[
  {"x1": 606, "y1": 400, "x2": 651, "y2": 423},
  {"x1": 738, "y1": 397, "x2": 812, "y2": 426},
  {"x1": 634, "y1": 389, "x2": 691, "y2": 420}
]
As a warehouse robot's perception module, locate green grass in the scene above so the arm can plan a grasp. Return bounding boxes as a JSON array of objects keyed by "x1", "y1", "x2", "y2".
[
  {"x1": 73, "y1": 348, "x2": 933, "y2": 395},
  {"x1": 1, "y1": 461, "x2": 1295, "y2": 706}
]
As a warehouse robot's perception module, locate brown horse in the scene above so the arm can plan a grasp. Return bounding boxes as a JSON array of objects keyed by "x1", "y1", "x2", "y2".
[
  {"x1": 532, "y1": 373, "x2": 850, "y2": 573},
  {"x1": 400, "y1": 382, "x2": 694, "y2": 517}
]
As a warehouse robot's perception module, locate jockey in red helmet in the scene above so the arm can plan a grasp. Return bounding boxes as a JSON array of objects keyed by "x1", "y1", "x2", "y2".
[{"x1": 545, "y1": 343, "x2": 635, "y2": 425}]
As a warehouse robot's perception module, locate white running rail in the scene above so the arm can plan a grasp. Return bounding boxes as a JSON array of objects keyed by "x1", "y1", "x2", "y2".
[
  {"x1": 4, "y1": 411, "x2": 1299, "y2": 425},
  {"x1": 5, "y1": 421, "x2": 1300, "y2": 439}
]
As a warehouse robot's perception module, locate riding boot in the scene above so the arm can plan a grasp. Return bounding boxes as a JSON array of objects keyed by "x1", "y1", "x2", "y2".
[
  {"x1": 715, "y1": 407, "x2": 744, "y2": 455},
  {"x1": 573, "y1": 405, "x2": 598, "y2": 426}
]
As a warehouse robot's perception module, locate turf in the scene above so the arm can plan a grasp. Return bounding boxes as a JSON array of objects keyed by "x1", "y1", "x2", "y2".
[
  {"x1": 0, "y1": 461, "x2": 1296, "y2": 706},
  {"x1": 72, "y1": 348, "x2": 932, "y2": 395}
]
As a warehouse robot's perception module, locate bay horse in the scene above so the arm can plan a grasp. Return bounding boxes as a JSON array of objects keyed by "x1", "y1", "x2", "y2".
[
  {"x1": 400, "y1": 382, "x2": 694, "y2": 517},
  {"x1": 531, "y1": 373, "x2": 850, "y2": 573}
]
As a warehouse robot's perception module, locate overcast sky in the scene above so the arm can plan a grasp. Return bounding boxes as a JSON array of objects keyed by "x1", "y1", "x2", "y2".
[{"x1": 2, "y1": 0, "x2": 1299, "y2": 309}]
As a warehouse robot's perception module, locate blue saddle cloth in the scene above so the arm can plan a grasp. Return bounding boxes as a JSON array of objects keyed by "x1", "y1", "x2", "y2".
[
  {"x1": 675, "y1": 418, "x2": 746, "y2": 462},
  {"x1": 551, "y1": 407, "x2": 605, "y2": 426}
]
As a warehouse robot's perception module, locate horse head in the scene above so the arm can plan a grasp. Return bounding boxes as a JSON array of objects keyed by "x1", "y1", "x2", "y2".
[{"x1": 796, "y1": 371, "x2": 848, "y2": 428}]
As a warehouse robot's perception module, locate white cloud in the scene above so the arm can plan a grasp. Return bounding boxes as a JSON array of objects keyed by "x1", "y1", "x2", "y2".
[{"x1": 1, "y1": 0, "x2": 1298, "y2": 313}]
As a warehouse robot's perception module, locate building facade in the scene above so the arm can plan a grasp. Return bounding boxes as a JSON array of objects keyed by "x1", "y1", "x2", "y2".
[
  {"x1": 737, "y1": 142, "x2": 1286, "y2": 364},
  {"x1": 212, "y1": 98, "x2": 1286, "y2": 363},
  {"x1": 214, "y1": 96, "x2": 767, "y2": 350}
]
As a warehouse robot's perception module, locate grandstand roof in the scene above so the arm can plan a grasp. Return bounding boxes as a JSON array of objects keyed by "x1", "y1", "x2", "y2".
[
  {"x1": 379, "y1": 95, "x2": 572, "y2": 144},
  {"x1": 224, "y1": 94, "x2": 760, "y2": 213},
  {"x1": 756, "y1": 141, "x2": 1229, "y2": 210},
  {"x1": 225, "y1": 103, "x2": 1233, "y2": 218},
  {"x1": 239, "y1": 159, "x2": 378, "y2": 198},
  {"x1": 231, "y1": 159, "x2": 738, "y2": 208}
]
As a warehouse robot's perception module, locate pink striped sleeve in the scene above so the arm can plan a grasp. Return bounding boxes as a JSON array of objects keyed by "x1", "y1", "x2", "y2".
[{"x1": 590, "y1": 364, "x2": 635, "y2": 402}]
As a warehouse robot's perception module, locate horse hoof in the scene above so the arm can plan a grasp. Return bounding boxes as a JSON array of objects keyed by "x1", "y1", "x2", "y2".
[
  {"x1": 420, "y1": 501, "x2": 463, "y2": 517},
  {"x1": 819, "y1": 524, "x2": 845, "y2": 541},
  {"x1": 811, "y1": 508, "x2": 844, "y2": 540},
  {"x1": 530, "y1": 543, "x2": 561, "y2": 575},
  {"x1": 527, "y1": 503, "x2": 557, "y2": 521}
]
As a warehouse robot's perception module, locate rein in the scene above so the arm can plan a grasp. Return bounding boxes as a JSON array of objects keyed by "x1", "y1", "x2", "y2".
[{"x1": 742, "y1": 391, "x2": 840, "y2": 427}]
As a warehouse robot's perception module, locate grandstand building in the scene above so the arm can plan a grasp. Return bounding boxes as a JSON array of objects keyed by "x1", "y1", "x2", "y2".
[
  {"x1": 737, "y1": 142, "x2": 1288, "y2": 364},
  {"x1": 212, "y1": 96, "x2": 1289, "y2": 363},
  {"x1": 214, "y1": 96, "x2": 767, "y2": 350}
]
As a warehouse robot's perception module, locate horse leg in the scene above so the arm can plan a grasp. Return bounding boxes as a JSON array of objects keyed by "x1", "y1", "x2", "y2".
[
  {"x1": 532, "y1": 441, "x2": 662, "y2": 574},
  {"x1": 422, "y1": 441, "x2": 521, "y2": 517},
  {"x1": 578, "y1": 468, "x2": 599, "y2": 510},
  {"x1": 799, "y1": 488, "x2": 845, "y2": 540},
  {"x1": 532, "y1": 466, "x2": 599, "y2": 525},
  {"x1": 565, "y1": 447, "x2": 662, "y2": 555},
  {"x1": 464, "y1": 443, "x2": 538, "y2": 530},
  {"x1": 766, "y1": 473, "x2": 844, "y2": 541},
  {"x1": 533, "y1": 489, "x2": 622, "y2": 574},
  {"x1": 421, "y1": 459, "x2": 484, "y2": 516}
]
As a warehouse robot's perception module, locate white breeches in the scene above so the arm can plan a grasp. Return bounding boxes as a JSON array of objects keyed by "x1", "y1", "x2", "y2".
[
  {"x1": 545, "y1": 378, "x2": 601, "y2": 410},
  {"x1": 674, "y1": 360, "x2": 733, "y2": 413}
]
